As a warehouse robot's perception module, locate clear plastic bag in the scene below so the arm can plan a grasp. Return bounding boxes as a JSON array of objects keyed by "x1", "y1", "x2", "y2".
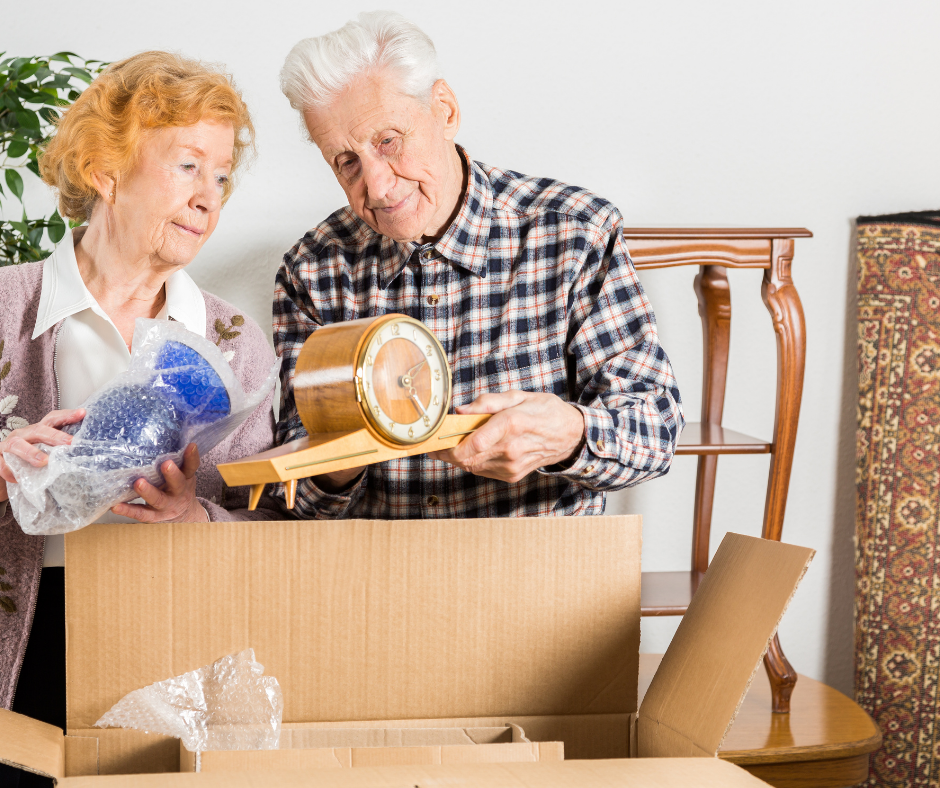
[
  {"x1": 6, "y1": 319, "x2": 279, "y2": 535},
  {"x1": 95, "y1": 648, "x2": 283, "y2": 752}
]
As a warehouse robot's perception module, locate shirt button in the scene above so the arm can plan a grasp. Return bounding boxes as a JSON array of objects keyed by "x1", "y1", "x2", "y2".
[
  {"x1": 427, "y1": 295, "x2": 440, "y2": 306},
  {"x1": 427, "y1": 495, "x2": 440, "y2": 506},
  {"x1": 597, "y1": 439, "x2": 606, "y2": 451},
  {"x1": 423, "y1": 250, "x2": 434, "y2": 259},
  {"x1": 584, "y1": 465, "x2": 595, "y2": 473}
]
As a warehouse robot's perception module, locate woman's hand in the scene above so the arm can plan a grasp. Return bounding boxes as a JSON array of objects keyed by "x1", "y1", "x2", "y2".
[
  {"x1": 0, "y1": 409, "x2": 86, "y2": 502},
  {"x1": 111, "y1": 443, "x2": 209, "y2": 523}
]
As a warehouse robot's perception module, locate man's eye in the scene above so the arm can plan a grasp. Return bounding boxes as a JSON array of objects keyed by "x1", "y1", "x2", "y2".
[
  {"x1": 381, "y1": 137, "x2": 393, "y2": 145},
  {"x1": 181, "y1": 164, "x2": 197, "y2": 172}
]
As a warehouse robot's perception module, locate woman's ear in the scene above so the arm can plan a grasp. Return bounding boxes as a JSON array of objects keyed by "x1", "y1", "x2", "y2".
[
  {"x1": 89, "y1": 171, "x2": 116, "y2": 204},
  {"x1": 431, "y1": 79, "x2": 461, "y2": 142}
]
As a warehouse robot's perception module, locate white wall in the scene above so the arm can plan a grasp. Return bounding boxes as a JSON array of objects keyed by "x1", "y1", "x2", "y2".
[{"x1": 8, "y1": 0, "x2": 940, "y2": 696}]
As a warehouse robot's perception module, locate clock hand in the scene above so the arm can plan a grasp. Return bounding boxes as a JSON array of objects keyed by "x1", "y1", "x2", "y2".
[
  {"x1": 409, "y1": 389, "x2": 427, "y2": 417},
  {"x1": 405, "y1": 359, "x2": 427, "y2": 379}
]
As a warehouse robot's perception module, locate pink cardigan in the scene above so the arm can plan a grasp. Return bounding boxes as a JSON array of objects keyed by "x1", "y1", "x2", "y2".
[{"x1": 0, "y1": 260, "x2": 283, "y2": 710}]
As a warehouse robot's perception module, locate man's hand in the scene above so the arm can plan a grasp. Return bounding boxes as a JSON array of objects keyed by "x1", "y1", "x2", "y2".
[
  {"x1": 112, "y1": 443, "x2": 208, "y2": 523},
  {"x1": 0, "y1": 408, "x2": 85, "y2": 502},
  {"x1": 429, "y1": 391, "x2": 585, "y2": 483}
]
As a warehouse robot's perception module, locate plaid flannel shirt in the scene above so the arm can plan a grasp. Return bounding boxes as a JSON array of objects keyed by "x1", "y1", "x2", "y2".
[{"x1": 273, "y1": 149, "x2": 684, "y2": 519}]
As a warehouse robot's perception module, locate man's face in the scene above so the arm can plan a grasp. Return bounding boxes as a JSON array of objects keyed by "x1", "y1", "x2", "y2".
[{"x1": 304, "y1": 72, "x2": 462, "y2": 243}]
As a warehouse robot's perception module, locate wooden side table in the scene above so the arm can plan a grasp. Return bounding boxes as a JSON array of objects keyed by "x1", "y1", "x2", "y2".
[
  {"x1": 625, "y1": 228, "x2": 812, "y2": 713},
  {"x1": 640, "y1": 654, "x2": 882, "y2": 788}
]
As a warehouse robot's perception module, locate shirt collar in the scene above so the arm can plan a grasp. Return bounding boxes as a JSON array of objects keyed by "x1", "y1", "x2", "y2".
[
  {"x1": 32, "y1": 226, "x2": 207, "y2": 339},
  {"x1": 376, "y1": 146, "x2": 492, "y2": 289}
]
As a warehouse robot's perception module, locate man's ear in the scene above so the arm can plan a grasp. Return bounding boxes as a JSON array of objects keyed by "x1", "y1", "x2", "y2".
[
  {"x1": 431, "y1": 79, "x2": 461, "y2": 141},
  {"x1": 89, "y1": 171, "x2": 116, "y2": 204}
]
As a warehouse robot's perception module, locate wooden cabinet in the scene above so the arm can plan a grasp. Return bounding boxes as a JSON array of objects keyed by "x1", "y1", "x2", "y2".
[{"x1": 625, "y1": 228, "x2": 812, "y2": 714}]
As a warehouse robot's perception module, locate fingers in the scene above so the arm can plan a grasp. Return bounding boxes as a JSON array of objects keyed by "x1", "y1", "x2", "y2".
[
  {"x1": 40, "y1": 408, "x2": 86, "y2": 429},
  {"x1": 455, "y1": 390, "x2": 527, "y2": 415},
  {"x1": 180, "y1": 444, "x2": 200, "y2": 479},
  {"x1": 1, "y1": 436, "x2": 52, "y2": 474}
]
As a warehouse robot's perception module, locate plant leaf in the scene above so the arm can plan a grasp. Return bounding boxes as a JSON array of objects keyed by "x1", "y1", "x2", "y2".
[
  {"x1": 0, "y1": 361, "x2": 10, "y2": 381},
  {"x1": 6, "y1": 139, "x2": 28, "y2": 158},
  {"x1": 14, "y1": 109, "x2": 40, "y2": 131},
  {"x1": 0, "y1": 596, "x2": 16, "y2": 614},
  {"x1": 4, "y1": 169, "x2": 23, "y2": 200},
  {"x1": 48, "y1": 212, "x2": 65, "y2": 244},
  {"x1": 214, "y1": 318, "x2": 227, "y2": 334},
  {"x1": 63, "y1": 67, "x2": 93, "y2": 84}
]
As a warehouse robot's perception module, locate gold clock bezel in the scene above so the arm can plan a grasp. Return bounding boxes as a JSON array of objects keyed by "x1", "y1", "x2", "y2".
[{"x1": 354, "y1": 315, "x2": 452, "y2": 446}]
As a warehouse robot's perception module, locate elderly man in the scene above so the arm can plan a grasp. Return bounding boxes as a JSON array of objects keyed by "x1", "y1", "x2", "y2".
[{"x1": 274, "y1": 11, "x2": 684, "y2": 519}]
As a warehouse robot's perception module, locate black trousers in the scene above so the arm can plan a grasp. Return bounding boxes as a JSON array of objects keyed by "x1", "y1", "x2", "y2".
[
  {"x1": 0, "y1": 569, "x2": 65, "y2": 787},
  {"x1": 11, "y1": 567, "x2": 66, "y2": 729}
]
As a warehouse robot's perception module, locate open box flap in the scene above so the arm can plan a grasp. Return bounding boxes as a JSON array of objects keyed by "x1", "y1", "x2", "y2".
[
  {"x1": 65, "y1": 517, "x2": 641, "y2": 731},
  {"x1": 637, "y1": 533, "x2": 814, "y2": 758},
  {"x1": 0, "y1": 707, "x2": 64, "y2": 781},
  {"x1": 58, "y1": 758, "x2": 774, "y2": 787}
]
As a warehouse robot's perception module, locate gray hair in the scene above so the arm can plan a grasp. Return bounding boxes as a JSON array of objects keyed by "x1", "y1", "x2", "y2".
[{"x1": 280, "y1": 11, "x2": 443, "y2": 112}]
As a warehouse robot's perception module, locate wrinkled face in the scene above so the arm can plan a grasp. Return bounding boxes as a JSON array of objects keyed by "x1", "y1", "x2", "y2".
[
  {"x1": 304, "y1": 73, "x2": 462, "y2": 243},
  {"x1": 113, "y1": 121, "x2": 234, "y2": 267}
]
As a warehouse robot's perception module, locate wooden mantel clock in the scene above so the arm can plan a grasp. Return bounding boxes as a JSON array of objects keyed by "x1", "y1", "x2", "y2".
[{"x1": 216, "y1": 314, "x2": 489, "y2": 509}]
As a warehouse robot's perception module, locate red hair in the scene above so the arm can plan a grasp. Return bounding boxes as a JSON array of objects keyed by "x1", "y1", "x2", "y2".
[{"x1": 40, "y1": 51, "x2": 255, "y2": 222}]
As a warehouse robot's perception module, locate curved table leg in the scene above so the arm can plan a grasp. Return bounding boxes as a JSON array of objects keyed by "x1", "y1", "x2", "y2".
[
  {"x1": 760, "y1": 238, "x2": 807, "y2": 713},
  {"x1": 692, "y1": 265, "x2": 732, "y2": 575}
]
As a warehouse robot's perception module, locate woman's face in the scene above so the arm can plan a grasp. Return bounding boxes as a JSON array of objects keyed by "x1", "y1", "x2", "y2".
[{"x1": 112, "y1": 121, "x2": 235, "y2": 267}]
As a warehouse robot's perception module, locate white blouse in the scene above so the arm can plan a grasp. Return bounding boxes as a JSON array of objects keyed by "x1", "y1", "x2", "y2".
[{"x1": 31, "y1": 228, "x2": 206, "y2": 566}]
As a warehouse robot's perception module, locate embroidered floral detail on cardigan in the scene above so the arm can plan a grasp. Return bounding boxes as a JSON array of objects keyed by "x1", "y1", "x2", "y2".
[
  {"x1": 214, "y1": 316, "x2": 243, "y2": 364},
  {"x1": 214, "y1": 316, "x2": 244, "y2": 344},
  {"x1": 0, "y1": 341, "x2": 25, "y2": 440}
]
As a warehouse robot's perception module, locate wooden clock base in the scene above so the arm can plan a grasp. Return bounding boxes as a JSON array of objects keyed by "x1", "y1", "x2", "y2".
[{"x1": 217, "y1": 413, "x2": 490, "y2": 510}]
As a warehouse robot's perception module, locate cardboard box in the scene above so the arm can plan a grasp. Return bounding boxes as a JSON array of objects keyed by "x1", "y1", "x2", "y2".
[
  {"x1": 0, "y1": 516, "x2": 813, "y2": 786},
  {"x1": 179, "y1": 724, "x2": 563, "y2": 772}
]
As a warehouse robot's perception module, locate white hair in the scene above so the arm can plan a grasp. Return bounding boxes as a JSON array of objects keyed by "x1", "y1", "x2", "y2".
[{"x1": 280, "y1": 10, "x2": 443, "y2": 112}]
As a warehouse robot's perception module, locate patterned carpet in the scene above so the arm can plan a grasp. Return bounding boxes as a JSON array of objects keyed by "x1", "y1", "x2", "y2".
[{"x1": 856, "y1": 211, "x2": 940, "y2": 787}]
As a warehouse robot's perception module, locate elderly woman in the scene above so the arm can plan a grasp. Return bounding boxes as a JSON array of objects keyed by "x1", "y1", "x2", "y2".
[{"x1": 0, "y1": 52, "x2": 280, "y2": 726}]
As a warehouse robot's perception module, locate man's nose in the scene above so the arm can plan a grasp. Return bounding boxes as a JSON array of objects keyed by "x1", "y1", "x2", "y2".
[{"x1": 361, "y1": 156, "x2": 396, "y2": 203}]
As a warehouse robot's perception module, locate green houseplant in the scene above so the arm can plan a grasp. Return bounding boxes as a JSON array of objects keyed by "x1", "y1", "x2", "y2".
[{"x1": 0, "y1": 52, "x2": 105, "y2": 266}]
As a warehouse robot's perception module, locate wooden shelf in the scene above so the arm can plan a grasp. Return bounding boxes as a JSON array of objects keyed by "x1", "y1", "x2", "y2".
[
  {"x1": 640, "y1": 570, "x2": 704, "y2": 616},
  {"x1": 676, "y1": 422, "x2": 770, "y2": 455}
]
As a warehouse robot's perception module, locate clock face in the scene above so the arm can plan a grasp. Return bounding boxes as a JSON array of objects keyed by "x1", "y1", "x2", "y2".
[{"x1": 358, "y1": 317, "x2": 451, "y2": 445}]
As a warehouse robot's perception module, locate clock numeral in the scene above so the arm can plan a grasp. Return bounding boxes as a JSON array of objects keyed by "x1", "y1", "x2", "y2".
[
  {"x1": 392, "y1": 323, "x2": 400, "y2": 335},
  {"x1": 426, "y1": 345, "x2": 433, "y2": 356},
  {"x1": 434, "y1": 369, "x2": 441, "y2": 382},
  {"x1": 389, "y1": 422, "x2": 395, "y2": 432},
  {"x1": 433, "y1": 395, "x2": 440, "y2": 406},
  {"x1": 364, "y1": 380, "x2": 370, "y2": 392},
  {"x1": 373, "y1": 405, "x2": 380, "y2": 416},
  {"x1": 408, "y1": 427, "x2": 415, "y2": 439},
  {"x1": 375, "y1": 335, "x2": 383, "y2": 346},
  {"x1": 366, "y1": 354, "x2": 373, "y2": 367},
  {"x1": 413, "y1": 329, "x2": 419, "y2": 341},
  {"x1": 423, "y1": 415, "x2": 431, "y2": 427}
]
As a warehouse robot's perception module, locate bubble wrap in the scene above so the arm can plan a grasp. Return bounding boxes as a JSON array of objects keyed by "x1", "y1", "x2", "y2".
[
  {"x1": 6, "y1": 319, "x2": 279, "y2": 535},
  {"x1": 95, "y1": 649, "x2": 283, "y2": 752}
]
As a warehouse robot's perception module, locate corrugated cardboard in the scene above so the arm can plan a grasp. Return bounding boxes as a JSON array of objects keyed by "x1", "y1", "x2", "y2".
[
  {"x1": 57, "y1": 758, "x2": 775, "y2": 786},
  {"x1": 180, "y1": 725, "x2": 564, "y2": 772},
  {"x1": 637, "y1": 535, "x2": 814, "y2": 758},
  {"x1": 0, "y1": 517, "x2": 813, "y2": 787}
]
